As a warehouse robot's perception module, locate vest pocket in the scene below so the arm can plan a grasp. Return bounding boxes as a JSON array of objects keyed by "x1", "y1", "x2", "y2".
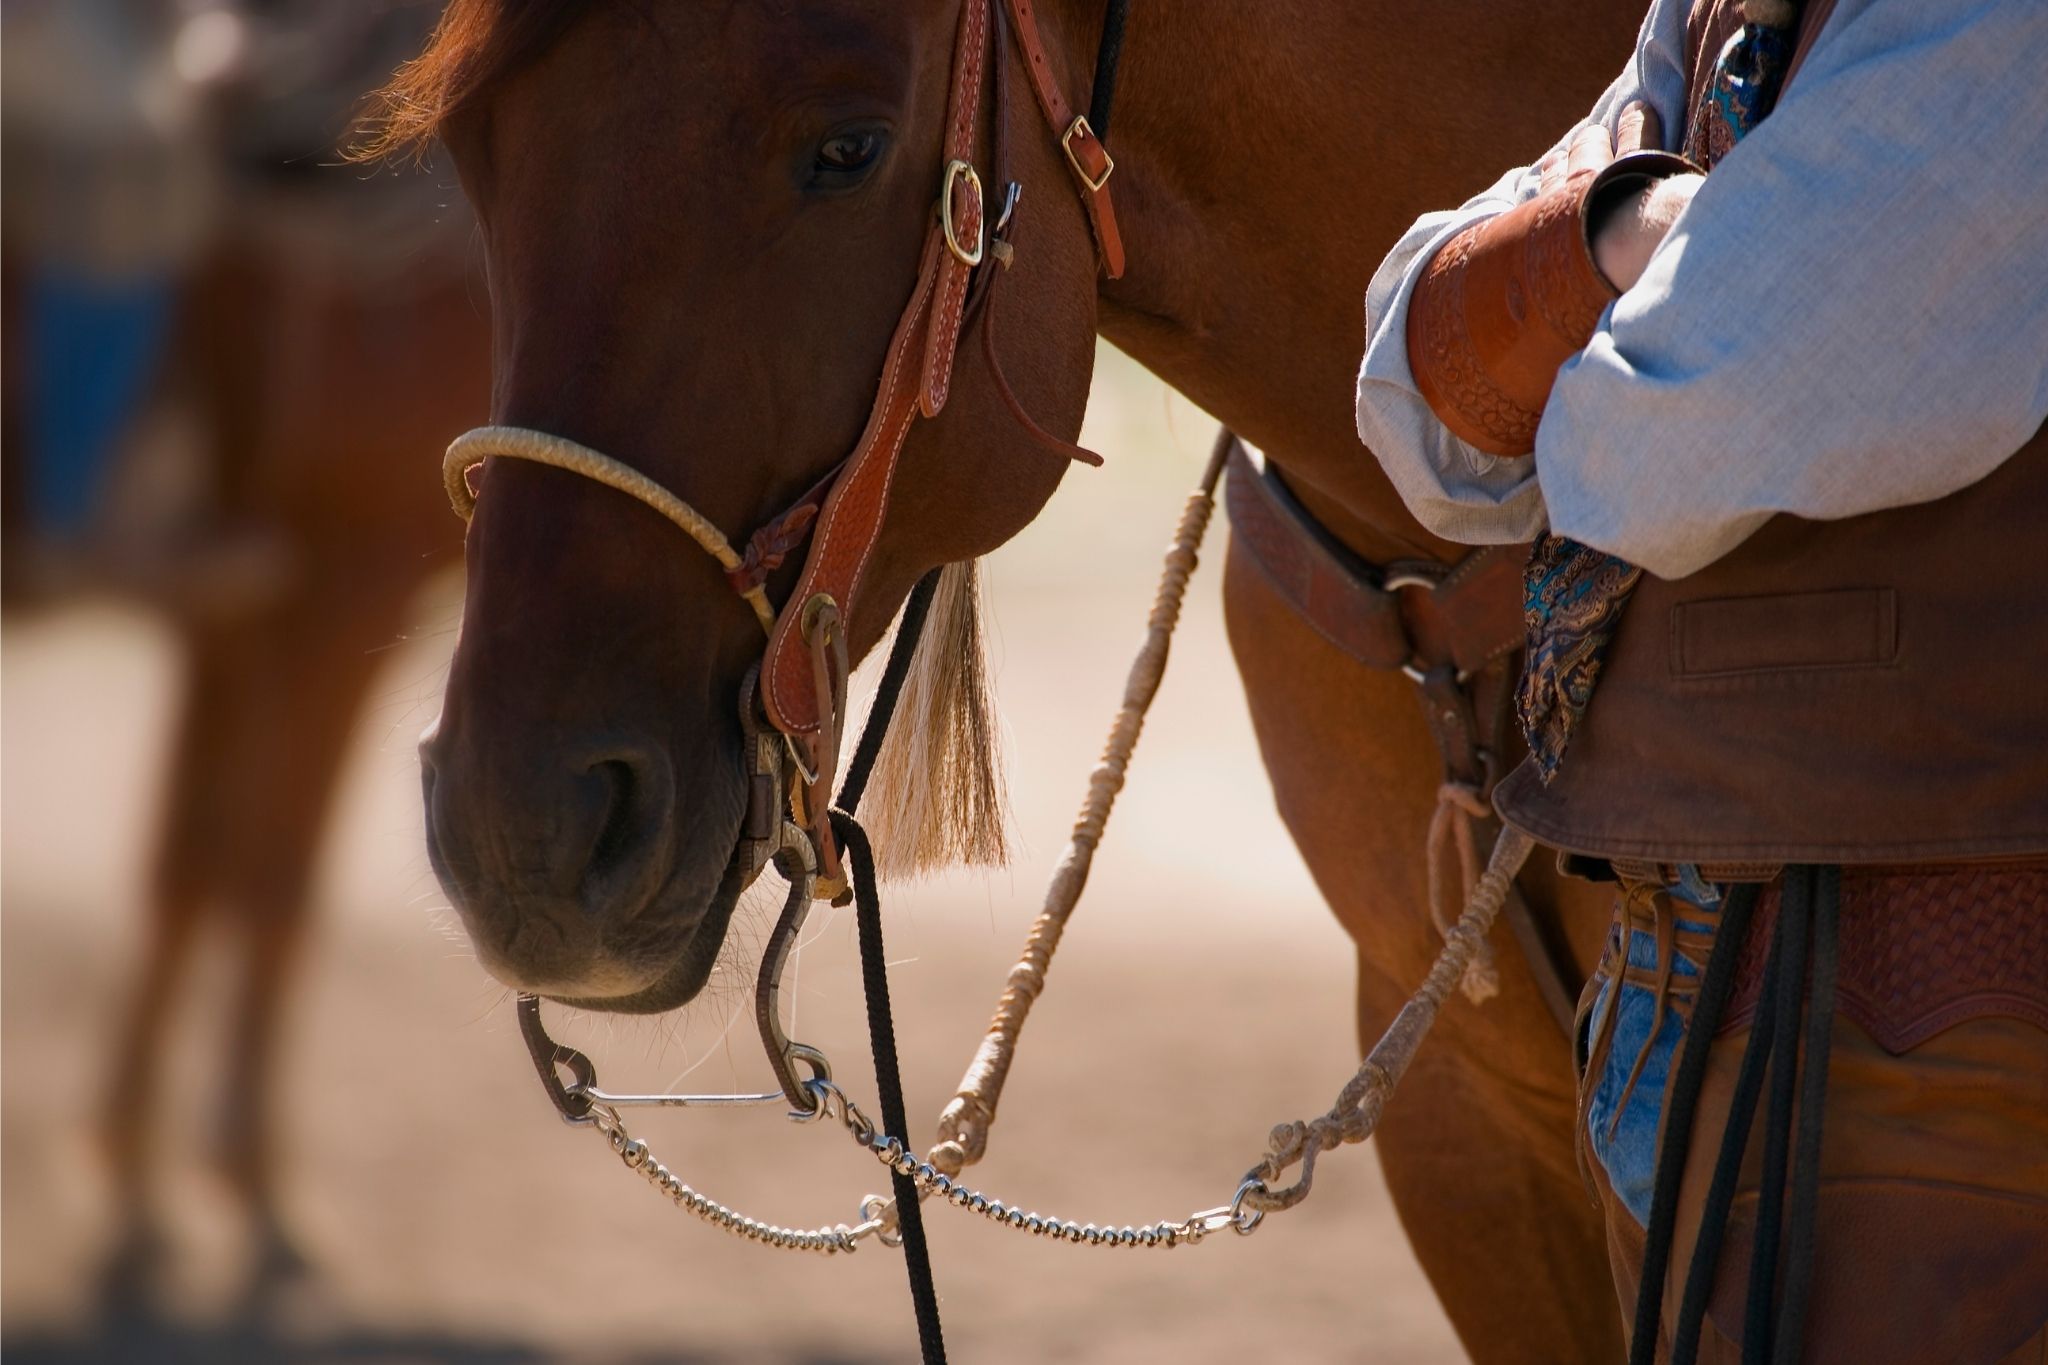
[{"x1": 1669, "y1": 588, "x2": 1898, "y2": 678}]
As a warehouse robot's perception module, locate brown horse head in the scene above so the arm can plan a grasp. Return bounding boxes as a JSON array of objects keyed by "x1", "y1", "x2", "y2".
[{"x1": 373, "y1": 0, "x2": 1112, "y2": 1008}]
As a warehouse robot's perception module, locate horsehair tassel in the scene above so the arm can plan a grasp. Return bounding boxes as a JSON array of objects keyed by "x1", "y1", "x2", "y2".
[
  {"x1": 1240, "y1": 826, "x2": 1536, "y2": 1215},
  {"x1": 862, "y1": 559, "x2": 1012, "y2": 876},
  {"x1": 927, "y1": 429, "x2": 1234, "y2": 1178}
]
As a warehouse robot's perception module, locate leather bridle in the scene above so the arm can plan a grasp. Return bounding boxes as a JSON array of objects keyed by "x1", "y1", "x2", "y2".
[{"x1": 444, "y1": 0, "x2": 1130, "y2": 899}]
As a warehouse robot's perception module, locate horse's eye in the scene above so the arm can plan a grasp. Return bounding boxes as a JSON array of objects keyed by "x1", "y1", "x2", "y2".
[{"x1": 814, "y1": 130, "x2": 882, "y2": 179}]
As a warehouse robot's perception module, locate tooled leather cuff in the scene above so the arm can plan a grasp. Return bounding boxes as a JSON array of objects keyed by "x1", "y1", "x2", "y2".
[{"x1": 1405, "y1": 150, "x2": 1701, "y2": 457}]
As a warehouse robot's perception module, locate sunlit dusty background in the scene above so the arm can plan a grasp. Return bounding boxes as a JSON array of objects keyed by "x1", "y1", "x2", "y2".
[{"x1": 2, "y1": 3, "x2": 1462, "y2": 1361}]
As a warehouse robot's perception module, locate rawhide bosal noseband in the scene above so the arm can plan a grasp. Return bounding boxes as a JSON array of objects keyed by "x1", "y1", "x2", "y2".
[{"x1": 442, "y1": 4, "x2": 1546, "y2": 1362}]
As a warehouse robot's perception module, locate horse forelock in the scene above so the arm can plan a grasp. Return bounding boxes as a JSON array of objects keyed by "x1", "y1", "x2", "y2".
[{"x1": 350, "y1": 0, "x2": 584, "y2": 163}]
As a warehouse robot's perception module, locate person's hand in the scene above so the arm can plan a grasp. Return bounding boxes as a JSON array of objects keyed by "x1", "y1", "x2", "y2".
[{"x1": 1535, "y1": 102, "x2": 1704, "y2": 292}]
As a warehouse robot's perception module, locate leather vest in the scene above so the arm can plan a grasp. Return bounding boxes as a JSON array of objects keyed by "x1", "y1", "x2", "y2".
[{"x1": 1494, "y1": 0, "x2": 2048, "y2": 864}]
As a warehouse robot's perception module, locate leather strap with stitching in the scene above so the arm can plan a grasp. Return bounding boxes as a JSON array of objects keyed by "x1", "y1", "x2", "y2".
[
  {"x1": 765, "y1": 0, "x2": 1124, "y2": 744},
  {"x1": 1004, "y1": 0, "x2": 1126, "y2": 279},
  {"x1": 1223, "y1": 441, "x2": 1526, "y2": 676},
  {"x1": 764, "y1": 0, "x2": 992, "y2": 743}
]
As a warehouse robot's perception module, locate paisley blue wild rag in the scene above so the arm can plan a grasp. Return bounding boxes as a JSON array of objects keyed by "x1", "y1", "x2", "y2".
[{"x1": 1516, "y1": 7, "x2": 1804, "y2": 782}]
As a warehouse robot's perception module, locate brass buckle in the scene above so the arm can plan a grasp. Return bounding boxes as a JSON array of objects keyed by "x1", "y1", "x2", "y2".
[
  {"x1": 1061, "y1": 116, "x2": 1115, "y2": 194},
  {"x1": 939, "y1": 159, "x2": 985, "y2": 267}
]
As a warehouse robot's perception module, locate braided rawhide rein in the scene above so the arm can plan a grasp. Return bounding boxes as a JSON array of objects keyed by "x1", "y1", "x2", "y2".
[
  {"x1": 923, "y1": 429, "x2": 1233, "y2": 1181},
  {"x1": 1241, "y1": 827, "x2": 1535, "y2": 1214},
  {"x1": 1426, "y1": 779, "x2": 1504, "y2": 1004},
  {"x1": 913, "y1": 425, "x2": 1538, "y2": 1224}
]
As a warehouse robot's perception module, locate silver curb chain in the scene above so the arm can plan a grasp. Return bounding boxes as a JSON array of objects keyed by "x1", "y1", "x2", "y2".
[{"x1": 586, "y1": 1079, "x2": 1263, "y2": 1256}]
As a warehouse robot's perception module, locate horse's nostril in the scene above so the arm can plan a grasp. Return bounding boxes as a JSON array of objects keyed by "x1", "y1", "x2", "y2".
[
  {"x1": 576, "y1": 747, "x2": 676, "y2": 918},
  {"x1": 586, "y1": 758, "x2": 641, "y2": 876}
]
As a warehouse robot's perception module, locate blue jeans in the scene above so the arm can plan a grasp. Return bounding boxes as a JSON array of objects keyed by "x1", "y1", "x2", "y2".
[{"x1": 1580, "y1": 866, "x2": 1721, "y2": 1226}]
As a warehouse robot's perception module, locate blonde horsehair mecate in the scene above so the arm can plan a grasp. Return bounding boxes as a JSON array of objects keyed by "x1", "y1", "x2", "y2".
[{"x1": 860, "y1": 559, "x2": 1011, "y2": 877}]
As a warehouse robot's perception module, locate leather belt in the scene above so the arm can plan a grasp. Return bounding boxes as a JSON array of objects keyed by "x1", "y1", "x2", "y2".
[
  {"x1": 1222, "y1": 441, "x2": 1525, "y2": 678},
  {"x1": 1601, "y1": 854, "x2": 2048, "y2": 888}
]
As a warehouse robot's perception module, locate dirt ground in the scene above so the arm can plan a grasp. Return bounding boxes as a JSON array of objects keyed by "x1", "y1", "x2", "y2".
[{"x1": 1, "y1": 351, "x2": 1466, "y2": 1363}]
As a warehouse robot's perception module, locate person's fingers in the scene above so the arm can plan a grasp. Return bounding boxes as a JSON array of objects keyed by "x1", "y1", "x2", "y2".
[
  {"x1": 1536, "y1": 144, "x2": 1565, "y2": 197},
  {"x1": 1615, "y1": 100, "x2": 1664, "y2": 155},
  {"x1": 1565, "y1": 121, "x2": 1613, "y2": 179}
]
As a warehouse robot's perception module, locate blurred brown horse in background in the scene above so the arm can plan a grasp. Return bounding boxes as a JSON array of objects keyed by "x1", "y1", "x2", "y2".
[
  {"x1": 376, "y1": 1, "x2": 1636, "y2": 1358},
  {"x1": 93, "y1": 212, "x2": 486, "y2": 1290},
  {"x1": 2, "y1": 1, "x2": 489, "y2": 1291}
]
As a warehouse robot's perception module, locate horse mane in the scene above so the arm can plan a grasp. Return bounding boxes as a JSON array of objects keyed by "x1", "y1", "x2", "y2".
[
  {"x1": 861, "y1": 560, "x2": 1012, "y2": 878},
  {"x1": 350, "y1": 0, "x2": 583, "y2": 161}
]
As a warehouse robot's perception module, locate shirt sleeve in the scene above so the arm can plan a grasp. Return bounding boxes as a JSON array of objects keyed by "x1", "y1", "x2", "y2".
[
  {"x1": 1353, "y1": 0, "x2": 1694, "y2": 547},
  {"x1": 1537, "y1": 0, "x2": 2048, "y2": 578},
  {"x1": 1357, "y1": 0, "x2": 2048, "y2": 581}
]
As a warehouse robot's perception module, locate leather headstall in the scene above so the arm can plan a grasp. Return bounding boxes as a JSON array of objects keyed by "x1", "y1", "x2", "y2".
[
  {"x1": 445, "y1": 2, "x2": 1132, "y2": 904},
  {"x1": 753, "y1": 0, "x2": 1131, "y2": 887}
]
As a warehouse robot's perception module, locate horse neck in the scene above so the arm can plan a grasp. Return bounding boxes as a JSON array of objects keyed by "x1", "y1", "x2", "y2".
[{"x1": 1068, "y1": 0, "x2": 1553, "y2": 565}]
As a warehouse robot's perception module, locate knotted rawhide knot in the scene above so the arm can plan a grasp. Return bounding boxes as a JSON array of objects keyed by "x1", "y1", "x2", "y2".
[
  {"x1": 929, "y1": 1092, "x2": 996, "y2": 1177},
  {"x1": 1334, "y1": 1055, "x2": 1395, "y2": 1121},
  {"x1": 1243, "y1": 1057, "x2": 1397, "y2": 1214},
  {"x1": 1436, "y1": 782, "x2": 1492, "y2": 819},
  {"x1": 1425, "y1": 779, "x2": 1503, "y2": 1004},
  {"x1": 1239, "y1": 828, "x2": 1535, "y2": 1222},
  {"x1": 1004, "y1": 957, "x2": 1049, "y2": 1003},
  {"x1": 728, "y1": 502, "x2": 819, "y2": 597},
  {"x1": 927, "y1": 1137, "x2": 970, "y2": 1180},
  {"x1": 923, "y1": 432, "x2": 1233, "y2": 1180}
]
